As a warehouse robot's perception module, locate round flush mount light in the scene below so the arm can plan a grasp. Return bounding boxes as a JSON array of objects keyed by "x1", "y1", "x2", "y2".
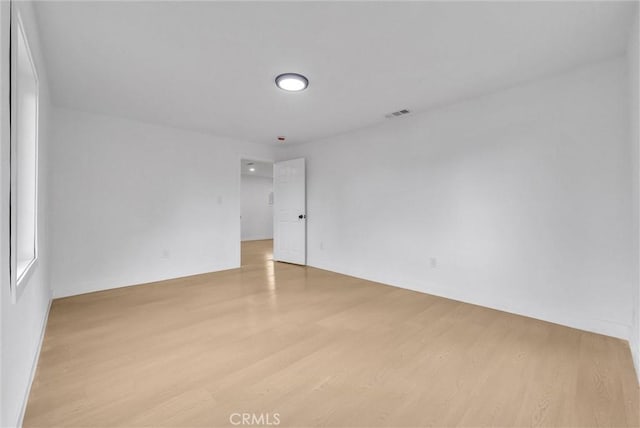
[{"x1": 275, "y1": 73, "x2": 309, "y2": 92}]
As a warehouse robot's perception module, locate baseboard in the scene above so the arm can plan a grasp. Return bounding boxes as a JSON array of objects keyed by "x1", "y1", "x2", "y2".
[
  {"x1": 308, "y1": 260, "x2": 631, "y2": 341},
  {"x1": 631, "y1": 341, "x2": 640, "y2": 384},
  {"x1": 241, "y1": 236, "x2": 274, "y2": 242},
  {"x1": 16, "y1": 296, "x2": 52, "y2": 428},
  {"x1": 52, "y1": 263, "x2": 240, "y2": 299}
]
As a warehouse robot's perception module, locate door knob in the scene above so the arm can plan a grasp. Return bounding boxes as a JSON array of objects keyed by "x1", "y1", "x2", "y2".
[{"x1": 298, "y1": 214, "x2": 306, "y2": 219}]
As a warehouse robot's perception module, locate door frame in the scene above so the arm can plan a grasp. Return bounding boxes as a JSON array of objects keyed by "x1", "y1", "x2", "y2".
[{"x1": 238, "y1": 155, "x2": 275, "y2": 264}]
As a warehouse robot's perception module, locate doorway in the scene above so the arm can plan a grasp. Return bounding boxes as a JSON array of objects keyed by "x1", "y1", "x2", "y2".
[
  {"x1": 272, "y1": 158, "x2": 306, "y2": 265},
  {"x1": 240, "y1": 159, "x2": 274, "y2": 266}
]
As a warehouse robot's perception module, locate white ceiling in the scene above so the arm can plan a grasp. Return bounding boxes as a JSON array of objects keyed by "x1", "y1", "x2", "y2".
[
  {"x1": 241, "y1": 159, "x2": 273, "y2": 178},
  {"x1": 35, "y1": 1, "x2": 636, "y2": 145}
]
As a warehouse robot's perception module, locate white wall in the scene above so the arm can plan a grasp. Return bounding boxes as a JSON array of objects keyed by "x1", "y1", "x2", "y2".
[
  {"x1": 241, "y1": 174, "x2": 273, "y2": 241},
  {"x1": 628, "y1": 8, "x2": 640, "y2": 381},
  {"x1": 49, "y1": 108, "x2": 272, "y2": 298},
  {"x1": 281, "y1": 57, "x2": 633, "y2": 340},
  {"x1": 0, "y1": 2, "x2": 53, "y2": 427},
  {"x1": 0, "y1": 6, "x2": 632, "y2": 425}
]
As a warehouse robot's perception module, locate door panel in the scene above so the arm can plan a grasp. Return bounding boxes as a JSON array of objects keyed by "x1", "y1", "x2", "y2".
[{"x1": 273, "y1": 158, "x2": 306, "y2": 265}]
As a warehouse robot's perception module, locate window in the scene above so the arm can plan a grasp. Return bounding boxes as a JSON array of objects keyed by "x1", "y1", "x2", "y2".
[{"x1": 10, "y1": 8, "x2": 39, "y2": 299}]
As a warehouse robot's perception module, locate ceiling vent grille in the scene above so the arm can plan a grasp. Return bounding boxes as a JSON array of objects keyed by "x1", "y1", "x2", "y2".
[{"x1": 385, "y1": 109, "x2": 411, "y2": 119}]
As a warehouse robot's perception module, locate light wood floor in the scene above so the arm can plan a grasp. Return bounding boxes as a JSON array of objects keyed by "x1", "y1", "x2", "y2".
[{"x1": 25, "y1": 240, "x2": 639, "y2": 427}]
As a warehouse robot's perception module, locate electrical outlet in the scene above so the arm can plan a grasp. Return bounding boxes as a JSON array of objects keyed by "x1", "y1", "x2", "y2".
[
  {"x1": 429, "y1": 257, "x2": 437, "y2": 268},
  {"x1": 320, "y1": 241, "x2": 324, "y2": 250}
]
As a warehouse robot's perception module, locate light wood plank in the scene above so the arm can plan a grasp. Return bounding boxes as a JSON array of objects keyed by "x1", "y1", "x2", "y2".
[{"x1": 24, "y1": 239, "x2": 639, "y2": 427}]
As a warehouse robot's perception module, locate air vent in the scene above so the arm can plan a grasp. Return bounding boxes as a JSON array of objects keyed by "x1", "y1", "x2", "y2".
[{"x1": 385, "y1": 109, "x2": 411, "y2": 119}]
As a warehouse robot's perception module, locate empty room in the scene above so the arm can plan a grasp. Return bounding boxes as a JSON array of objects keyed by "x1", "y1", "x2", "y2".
[{"x1": 1, "y1": 1, "x2": 639, "y2": 427}]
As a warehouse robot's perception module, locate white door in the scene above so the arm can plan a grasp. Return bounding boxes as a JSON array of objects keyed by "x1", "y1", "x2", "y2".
[{"x1": 273, "y1": 158, "x2": 306, "y2": 265}]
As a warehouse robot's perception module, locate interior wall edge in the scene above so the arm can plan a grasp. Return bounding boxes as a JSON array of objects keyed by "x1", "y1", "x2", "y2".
[
  {"x1": 307, "y1": 261, "x2": 631, "y2": 341},
  {"x1": 51, "y1": 264, "x2": 240, "y2": 300},
  {"x1": 627, "y1": 2, "x2": 640, "y2": 383},
  {"x1": 49, "y1": 105, "x2": 267, "y2": 154},
  {"x1": 16, "y1": 296, "x2": 51, "y2": 428},
  {"x1": 279, "y1": 55, "x2": 628, "y2": 156}
]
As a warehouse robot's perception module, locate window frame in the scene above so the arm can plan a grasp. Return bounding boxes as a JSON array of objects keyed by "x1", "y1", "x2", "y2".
[{"x1": 9, "y1": 6, "x2": 39, "y2": 303}]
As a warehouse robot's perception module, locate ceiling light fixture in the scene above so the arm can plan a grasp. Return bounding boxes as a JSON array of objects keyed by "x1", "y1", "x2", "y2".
[
  {"x1": 249, "y1": 167, "x2": 256, "y2": 172},
  {"x1": 275, "y1": 73, "x2": 309, "y2": 92}
]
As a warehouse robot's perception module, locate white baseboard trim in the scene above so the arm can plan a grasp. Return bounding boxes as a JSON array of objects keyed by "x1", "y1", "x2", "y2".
[
  {"x1": 631, "y1": 341, "x2": 640, "y2": 384},
  {"x1": 52, "y1": 263, "x2": 240, "y2": 299},
  {"x1": 16, "y1": 296, "x2": 52, "y2": 428},
  {"x1": 308, "y1": 261, "x2": 632, "y2": 340},
  {"x1": 241, "y1": 236, "x2": 274, "y2": 242}
]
